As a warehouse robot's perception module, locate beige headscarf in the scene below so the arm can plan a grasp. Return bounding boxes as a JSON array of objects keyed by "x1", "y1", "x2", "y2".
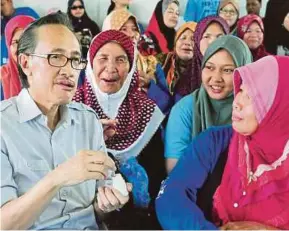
[
  {"x1": 218, "y1": 0, "x2": 240, "y2": 13},
  {"x1": 102, "y1": 9, "x2": 139, "y2": 32},
  {"x1": 102, "y1": 9, "x2": 157, "y2": 78}
]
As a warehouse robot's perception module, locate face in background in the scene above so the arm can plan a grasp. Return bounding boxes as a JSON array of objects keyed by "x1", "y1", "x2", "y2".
[
  {"x1": 120, "y1": 18, "x2": 140, "y2": 44},
  {"x1": 70, "y1": 0, "x2": 85, "y2": 18},
  {"x1": 113, "y1": 0, "x2": 131, "y2": 7},
  {"x1": 200, "y1": 22, "x2": 225, "y2": 55},
  {"x1": 10, "y1": 28, "x2": 24, "y2": 62},
  {"x1": 93, "y1": 42, "x2": 130, "y2": 94},
  {"x1": 1, "y1": 0, "x2": 14, "y2": 17},
  {"x1": 175, "y1": 29, "x2": 194, "y2": 61},
  {"x1": 243, "y1": 22, "x2": 264, "y2": 50},
  {"x1": 19, "y1": 25, "x2": 81, "y2": 106},
  {"x1": 283, "y1": 13, "x2": 289, "y2": 32},
  {"x1": 163, "y1": 2, "x2": 179, "y2": 28},
  {"x1": 246, "y1": 0, "x2": 261, "y2": 15},
  {"x1": 219, "y1": 3, "x2": 238, "y2": 28},
  {"x1": 202, "y1": 49, "x2": 235, "y2": 100},
  {"x1": 232, "y1": 84, "x2": 258, "y2": 135}
]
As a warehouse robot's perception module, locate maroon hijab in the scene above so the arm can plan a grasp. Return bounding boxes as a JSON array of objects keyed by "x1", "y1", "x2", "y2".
[
  {"x1": 178, "y1": 16, "x2": 229, "y2": 96},
  {"x1": 237, "y1": 14, "x2": 270, "y2": 61}
]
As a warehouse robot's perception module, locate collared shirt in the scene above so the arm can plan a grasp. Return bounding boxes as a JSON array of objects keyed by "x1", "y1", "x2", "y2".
[{"x1": 1, "y1": 89, "x2": 106, "y2": 230}]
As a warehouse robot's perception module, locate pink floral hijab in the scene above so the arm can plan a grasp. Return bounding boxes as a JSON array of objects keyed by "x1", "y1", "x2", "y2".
[{"x1": 214, "y1": 56, "x2": 289, "y2": 229}]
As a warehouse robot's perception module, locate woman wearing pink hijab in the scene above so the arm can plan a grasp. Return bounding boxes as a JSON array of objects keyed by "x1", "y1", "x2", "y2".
[
  {"x1": 1, "y1": 15, "x2": 34, "y2": 99},
  {"x1": 156, "y1": 55, "x2": 289, "y2": 230}
]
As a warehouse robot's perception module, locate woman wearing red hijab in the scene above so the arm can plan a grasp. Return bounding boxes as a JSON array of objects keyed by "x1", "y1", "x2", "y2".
[
  {"x1": 138, "y1": 0, "x2": 180, "y2": 55},
  {"x1": 1, "y1": 15, "x2": 34, "y2": 99},
  {"x1": 237, "y1": 14, "x2": 270, "y2": 61}
]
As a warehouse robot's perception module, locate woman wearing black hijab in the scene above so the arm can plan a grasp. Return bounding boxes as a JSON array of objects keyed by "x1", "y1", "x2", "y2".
[
  {"x1": 67, "y1": 0, "x2": 100, "y2": 57},
  {"x1": 263, "y1": 0, "x2": 289, "y2": 55}
]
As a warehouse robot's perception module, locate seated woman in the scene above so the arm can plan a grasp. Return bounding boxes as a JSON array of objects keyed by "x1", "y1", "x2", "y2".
[
  {"x1": 156, "y1": 55, "x2": 289, "y2": 230},
  {"x1": 237, "y1": 14, "x2": 270, "y2": 61},
  {"x1": 165, "y1": 35, "x2": 252, "y2": 173},
  {"x1": 149, "y1": 16, "x2": 230, "y2": 115},
  {"x1": 73, "y1": 30, "x2": 166, "y2": 229},
  {"x1": 138, "y1": 0, "x2": 180, "y2": 55},
  {"x1": 218, "y1": 0, "x2": 239, "y2": 35},
  {"x1": 190, "y1": 16, "x2": 229, "y2": 95},
  {"x1": 67, "y1": 0, "x2": 100, "y2": 57},
  {"x1": 102, "y1": 9, "x2": 158, "y2": 91},
  {"x1": 0, "y1": 15, "x2": 35, "y2": 100},
  {"x1": 147, "y1": 22, "x2": 197, "y2": 114}
]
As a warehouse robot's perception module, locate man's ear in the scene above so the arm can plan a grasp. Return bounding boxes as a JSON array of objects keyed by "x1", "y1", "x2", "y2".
[{"x1": 18, "y1": 53, "x2": 32, "y2": 77}]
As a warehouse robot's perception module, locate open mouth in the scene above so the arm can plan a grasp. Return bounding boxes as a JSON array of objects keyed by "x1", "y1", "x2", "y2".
[
  {"x1": 101, "y1": 78, "x2": 118, "y2": 84},
  {"x1": 209, "y1": 85, "x2": 224, "y2": 94},
  {"x1": 182, "y1": 48, "x2": 193, "y2": 53}
]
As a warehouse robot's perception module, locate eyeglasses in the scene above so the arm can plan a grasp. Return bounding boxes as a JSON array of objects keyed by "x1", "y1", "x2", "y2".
[
  {"x1": 71, "y1": 5, "x2": 84, "y2": 10},
  {"x1": 27, "y1": 53, "x2": 87, "y2": 70},
  {"x1": 220, "y1": 9, "x2": 237, "y2": 16}
]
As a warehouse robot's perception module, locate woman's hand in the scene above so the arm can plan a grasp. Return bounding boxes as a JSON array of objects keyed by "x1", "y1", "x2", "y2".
[{"x1": 99, "y1": 119, "x2": 118, "y2": 141}]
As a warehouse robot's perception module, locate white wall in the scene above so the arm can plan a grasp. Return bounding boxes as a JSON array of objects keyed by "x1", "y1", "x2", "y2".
[{"x1": 14, "y1": 0, "x2": 269, "y2": 29}]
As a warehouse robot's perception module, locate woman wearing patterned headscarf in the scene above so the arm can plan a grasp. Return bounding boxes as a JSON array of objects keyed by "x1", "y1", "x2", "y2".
[
  {"x1": 164, "y1": 35, "x2": 252, "y2": 173},
  {"x1": 73, "y1": 30, "x2": 166, "y2": 229},
  {"x1": 138, "y1": 0, "x2": 180, "y2": 55},
  {"x1": 147, "y1": 22, "x2": 197, "y2": 115},
  {"x1": 237, "y1": 14, "x2": 270, "y2": 61}
]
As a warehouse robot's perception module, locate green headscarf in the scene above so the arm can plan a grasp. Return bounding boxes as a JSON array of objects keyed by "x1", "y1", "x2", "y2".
[{"x1": 192, "y1": 35, "x2": 252, "y2": 137}]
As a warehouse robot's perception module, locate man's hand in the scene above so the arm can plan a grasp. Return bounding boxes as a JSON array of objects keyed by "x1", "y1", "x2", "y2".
[
  {"x1": 94, "y1": 183, "x2": 133, "y2": 214},
  {"x1": 53, "y1": 150, "x2": 116, "y2": 186},
  {"x1": 220, "y1": 221, "x2": 278, "y2": 230}
]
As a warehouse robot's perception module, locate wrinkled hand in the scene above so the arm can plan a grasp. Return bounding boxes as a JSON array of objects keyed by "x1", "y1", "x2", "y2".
[
  {"x1": 54, "y1": 150, "x2": 116, "y2": 186},
  {"x1": 95, "y1": 183, "x2": 133, "y2": 213},
  {"x1": 220, "y1": 221, "x2": 278, "y2": 230},
  {"x1": 138, "y1": 70, "x2": 152, "y2": 89},
  {"x1": 100, "y1": 119, "x2": 118, "y2": 141}
]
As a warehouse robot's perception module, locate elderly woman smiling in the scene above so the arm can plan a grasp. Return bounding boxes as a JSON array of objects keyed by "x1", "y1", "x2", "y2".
[
  {"x1": 156, "y1": 55, "x2": 289, "y2": 230},
  {"x1": 73, "y1": 30, "x2": 166, "y2": 229}
]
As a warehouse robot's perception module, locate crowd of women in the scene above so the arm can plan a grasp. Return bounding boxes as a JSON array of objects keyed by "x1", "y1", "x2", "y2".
[{"x1": 1, "y1": 0, "x2": 289, "y2": 229}]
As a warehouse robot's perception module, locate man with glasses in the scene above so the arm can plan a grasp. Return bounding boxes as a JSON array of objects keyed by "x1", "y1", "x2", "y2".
[{"x1": 0, "y1": 12, "x2": 130, "y2": 230}]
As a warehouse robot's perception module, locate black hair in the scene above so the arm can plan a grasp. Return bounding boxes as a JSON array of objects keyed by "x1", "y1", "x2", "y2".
[{"x1": 17, "y1": 11, "x2": 76, "y2": 88}]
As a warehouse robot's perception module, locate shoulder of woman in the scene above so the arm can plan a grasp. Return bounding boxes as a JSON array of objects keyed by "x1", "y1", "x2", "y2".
[{"x1": 170, "y1": 94, "x2": 194, "y2": 122}]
